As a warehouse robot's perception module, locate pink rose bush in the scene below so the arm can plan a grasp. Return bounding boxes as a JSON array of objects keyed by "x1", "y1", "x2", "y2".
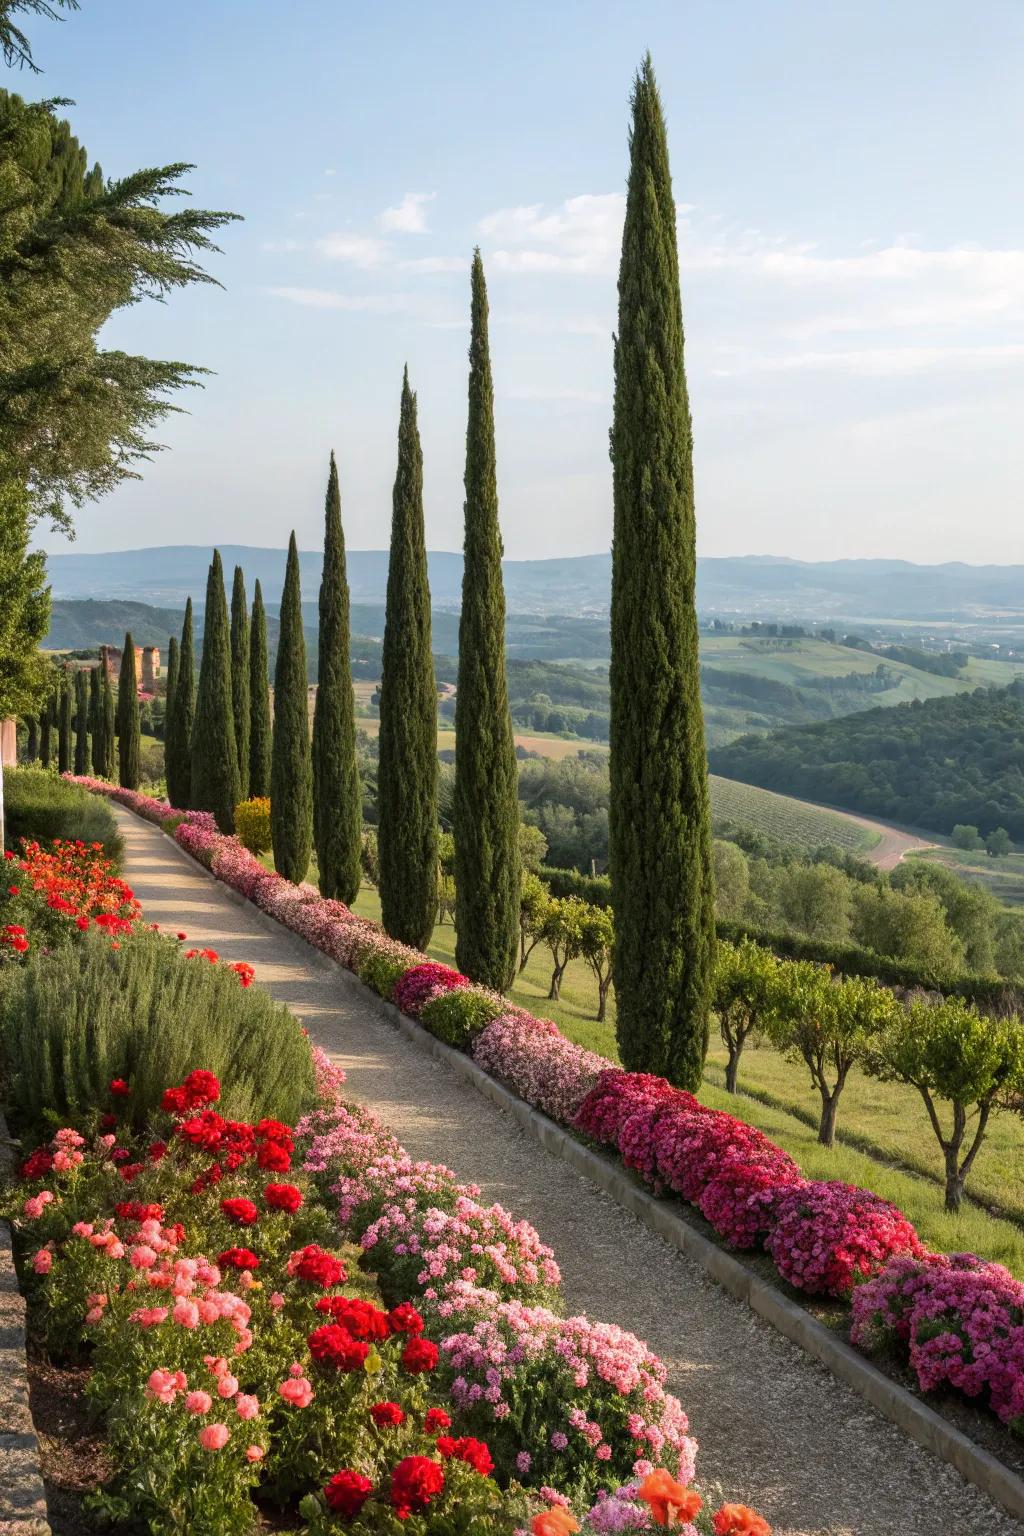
[{"x1": 472, "y1": 1011, "x2": 608, "y2": 1124}]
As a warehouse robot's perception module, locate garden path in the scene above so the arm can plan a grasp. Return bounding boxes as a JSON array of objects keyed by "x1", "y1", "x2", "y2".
[{"x1": 112, "y1": 806, "x2": 1022, "y2": 1536}]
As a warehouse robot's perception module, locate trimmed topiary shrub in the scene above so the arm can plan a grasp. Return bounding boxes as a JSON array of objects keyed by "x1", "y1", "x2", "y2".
[
  {"x1": 234, "y1": 796, "x2": 272, "y2": 854},
  {"x1": 355, "y1": 948, "x2": 411, "y2": 1001},
  {"x1": 420, "y1": 987, "x2": 503, "y2": 1049},
  {"x1": 3, "y1": 768, "x2": 122, "y2": 861}
]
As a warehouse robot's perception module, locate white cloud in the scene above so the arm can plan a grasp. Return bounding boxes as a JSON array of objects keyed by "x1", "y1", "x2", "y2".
[
  {"x1": 380, "y1": 192, "x2": 436, "y2": 234},
  {"x1": 481, "y1": 194, "x2": 624, "y2": 274},
  {"x1": 315, "y1": 232, "x2": 391, "y2": 267},
  {"x1": 712, "y1": 343, "x2": 1024, "y2": 378},
  {"x1": 266, "y1": 287, "x2": 411, "y2": 313}
]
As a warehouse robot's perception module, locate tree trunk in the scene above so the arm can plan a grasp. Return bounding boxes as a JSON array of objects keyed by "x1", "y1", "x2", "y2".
[
  {"x1": 944, "y1": 1146, "x2": 965, "y2": 1213},
  {"x1": 725, "y1": 1047, "x2": 741, "y2": 1094},
  {"x1": 817, "y1": 1088, "x2": 840, "y2": 1147},
  {"x1": 548, "y1": 962, "x2": 565, "y2": 1001},
  {"x1": 596, "y1": 976, "x2": 611, "y2": 1023}
]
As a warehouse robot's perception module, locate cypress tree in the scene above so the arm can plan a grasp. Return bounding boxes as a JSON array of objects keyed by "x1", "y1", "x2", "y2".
[
  {"x1": 39, "y1": 695, "x2": 52, "y2": 768},
  {"x1": 116, "y1": 634, "x2": 141, "y2": 789},
  {"x1": 89, "y1": 665, "x2": 103, "y2": 775},
  {"x1": 230, "y1": 566, "x2": 250, "y2": 801},
  {"x1": 271, "y1": 531, "x2": 312, "y2": 882},
  {"x1": 609, "y1": 58, "x2": 715, "y2": 1089},
  {"x1": 74, "y1": 666, "x2": 89, "y2": 775},
  {"x1": 311, "y1": 455, "x2": 361, "y2": 902},
  {"x1": 378, "y1": 368, "x2": 437, "y2": 948},
  {"x1": 190, "y1": 552, "x2": 239, "y2": 831},
  {"x1": 58, "y1": 672, "x2": 72, "y2": 773},
  {"x1": 166, "y1": 600, "x2": 195, "y2": 808},
  {"x1": 453, "y1": 252, "x2": 520, "y2": 991},
  {"x1": 164, "y1": 634, "x2": 179, "y2": 742},
  {"x1": 248, "y1": 580, "x2": 272, "y2": 799},
  {"x1": 25, "y1": 714, "x2": 38, "y2": 761},
  {"x1": 101, "y1": 658, "x2": 115, "y2": 779}
]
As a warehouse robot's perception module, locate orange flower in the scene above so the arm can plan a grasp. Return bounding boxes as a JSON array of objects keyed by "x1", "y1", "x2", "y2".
[
  {"x1": 713, "y1": 1504, "x2": 772, "y2": 1536},
  {"x1": 532, "y1": 1510, "x2": 580, "y2": 1536},
  {"x1": 637, "y1": 1469, "x2": 703, "y2": 1527}
]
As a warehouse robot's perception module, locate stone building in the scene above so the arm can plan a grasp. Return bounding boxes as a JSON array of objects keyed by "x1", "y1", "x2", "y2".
[{"x1": 100, "y1": 644, "x2": 160, "y2": 690}]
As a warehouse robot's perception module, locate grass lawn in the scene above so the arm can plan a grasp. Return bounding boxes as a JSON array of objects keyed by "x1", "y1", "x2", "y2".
[{"x1": 348, "y1": 880, "x2": 1024, "y2": 1274}]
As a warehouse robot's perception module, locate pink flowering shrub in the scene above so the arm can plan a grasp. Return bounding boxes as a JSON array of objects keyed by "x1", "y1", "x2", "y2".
[
  {"x1": 852, "y1": 1252, "x2": 1024, "y2": 1428},
  {"x1": 574, "y1": 1071, "x2": 694, "y2": 1149},
  {"x1": 441, "y1": 1299, "x2": 696, "y2": 1503},
  {"x1": 392, "y1": 962, "x2": 470, "y2": 1017},
  {"x1": 766, "y1": 1181, "x2": 925, "y2": 1297},
  {"x1": 473, "y1": 1012, "x2": 607, "y2": 1124}
]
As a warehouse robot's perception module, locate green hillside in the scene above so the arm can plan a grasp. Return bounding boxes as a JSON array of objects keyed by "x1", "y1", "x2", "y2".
[
  {"x1": 709, "y1": 775, "x2": 879, "y2": 853},
  {"x1": 711, "y1": 681, "x2": 1024, "y2": 841}
]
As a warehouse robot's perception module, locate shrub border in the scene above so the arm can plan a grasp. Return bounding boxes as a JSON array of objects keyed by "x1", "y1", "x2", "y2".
[
  {"x1": 0, "y1": 1105, "x2": 52, "y2": 1533},
  {"x1": 124, "y1": 806, "x2": 1024, "y2": 1526}
]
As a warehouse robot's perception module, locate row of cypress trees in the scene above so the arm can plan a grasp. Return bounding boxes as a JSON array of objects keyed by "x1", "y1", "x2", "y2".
[{"x1": 26, "y1": 656, "x2": 117, "y2": 779}]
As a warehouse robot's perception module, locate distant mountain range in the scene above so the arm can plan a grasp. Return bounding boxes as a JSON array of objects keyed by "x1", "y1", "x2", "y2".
[{"x1": 44, "y1": 546, "x2": 1024, "y2": 625}]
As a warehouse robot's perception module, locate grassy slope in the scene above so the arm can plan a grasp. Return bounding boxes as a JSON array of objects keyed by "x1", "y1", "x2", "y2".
[
  {"x1": 909, "y1": 845, "x2": 1024, "y2": 908},
  {"x1": 350, "y1": 881, "x2": 1024, "y2": 1274},
  {"x1": 709, "y1": 775, "x2": 879, "y2": 852}
]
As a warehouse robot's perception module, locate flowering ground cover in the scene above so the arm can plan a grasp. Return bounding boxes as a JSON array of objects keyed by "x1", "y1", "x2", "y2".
[{"x1": 63, "y1": 777, "x2": 1024, "y2": 1444}]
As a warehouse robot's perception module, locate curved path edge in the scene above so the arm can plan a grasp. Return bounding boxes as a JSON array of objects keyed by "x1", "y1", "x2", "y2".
[{"x1": 159, "y1": 819, "x2": 1024, "y2": 1528}]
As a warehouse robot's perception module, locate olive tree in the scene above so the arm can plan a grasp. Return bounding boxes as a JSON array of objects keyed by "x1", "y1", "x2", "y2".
[
  {"x1": 864, "y1": 997, "x2": 1024, "y2": 1211},
  {"x1": 712, "y1": 938, "x2": 782, "y2": 1094},
  {"x1": 579, "y1": 903, "x2": 615, "y2": 1022},
  {"x1": 518, "y1": 872, "x2": 550, "y2": 973},
  {"x1": 541, "y1": 895, "x2": 588, "y2": 1000}
]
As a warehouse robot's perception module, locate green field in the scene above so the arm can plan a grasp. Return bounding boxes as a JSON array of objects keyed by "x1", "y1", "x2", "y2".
[
  {"x1": 908, "y1": 844, "x2": 1024, "y2": 908},
  {"x1": 700, "y1": 634, "x2": 1024, "y2": 699},
  {"x1": 709, "y1": 775, "x2": 879, "y2": 853},
  {"x1": 349, "y1": 881, "x2": 1024, "y2": 1274}
]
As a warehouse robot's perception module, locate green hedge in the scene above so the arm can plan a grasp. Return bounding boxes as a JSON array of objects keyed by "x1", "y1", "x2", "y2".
[
  {"x1": 3, "y1": 768, "x2": 122, "y2": 862},
  {"x1": 420, "y1": 988, "x2": 503, "y2": 1048},
  {"x1": 0, "y1": 928, "x2": 317, "y2": 1137},
  {"x1": 538, "y1": 860, "x2": 1021, "y2": 1012}
]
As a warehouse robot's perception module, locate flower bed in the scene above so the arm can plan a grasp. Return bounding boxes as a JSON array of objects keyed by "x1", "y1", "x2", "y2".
[{"x1": 65, "y1": 776, "x2": 1023, "y2": 1438}]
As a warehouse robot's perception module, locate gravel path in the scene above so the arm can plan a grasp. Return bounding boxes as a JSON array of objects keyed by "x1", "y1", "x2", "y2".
[{"x1": 113, "y1": 806, "x2": 1021, "y2": 1536}]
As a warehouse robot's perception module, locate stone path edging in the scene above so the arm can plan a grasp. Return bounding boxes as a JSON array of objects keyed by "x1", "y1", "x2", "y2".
[
  {"x1": 0, "y1": 1109, "x2": 52, "y2": 1533},
  {"x1": 165, "y1": 827, "x2": 1024, "y2": 1527}
]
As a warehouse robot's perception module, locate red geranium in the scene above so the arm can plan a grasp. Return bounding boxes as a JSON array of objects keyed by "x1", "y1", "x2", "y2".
[
  {"x1": 436, "y1": 1435, "x2": 494, "y2": 1477},
  {"x1": 179, "y1": 1110, "x2": 227, "y2": 1151},
  {"x1": 388, "y1": 1301, "x2": 424, "y2": 1335},
  {"x1": 218, "y1": 1247, "x2": 261, "y2": 1271},
  {"x1": 109, "y1": 1078, "x2": 131, "y2": 1097},
  {"x1": 20, "y1": 1148, "x2": 54, "y2": 1180},
  {"x1": 288, "y1": 1244, "x2": 347, "y2": 1288},
  {"x1": 424, "y1": 1407, "x2": 451, "y2": 1434},
  {"x1": 314, "y1": 1295, "x2": 391, "y2": 1340},
  {"x1": 307, "y1": 1323, "x2": 370, "y2": 1372},
  {"x1": 264, "y1": 1182, "x2": 303, "y2": 1213},
  {"x1": 220, "y1": 1197, "x2": 259, "y2": 1226},
  {"x1": 370, "y1": 1401, "x2": 405, "y2": 1427},
  {"x1": 116, "y1": 1201, "x2": 165, "y2": 1223},
  {"x1": 390, "y1": 1456, "x2": 444, "y2": 1518},
  {"x1": 324, "y1": 1468, "x2": 373, "y2": 1518},
  {"x1": 401, "y1": 1336, "x2": 438, "y2": 1375}
]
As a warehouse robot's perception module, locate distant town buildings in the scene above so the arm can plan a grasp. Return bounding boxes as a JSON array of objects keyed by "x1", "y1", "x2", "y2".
[{"x1": 101, "y1": 644, "x2": 160, "y2": 691}]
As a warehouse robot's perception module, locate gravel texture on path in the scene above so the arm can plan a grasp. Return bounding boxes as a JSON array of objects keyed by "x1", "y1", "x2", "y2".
[{"x1": 111, "y1": 805, "x2": 1021, "y2": 1536}]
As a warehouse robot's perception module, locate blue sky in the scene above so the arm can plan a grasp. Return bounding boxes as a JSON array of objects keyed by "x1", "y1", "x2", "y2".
[{"x1": 31, "y1": 0, "x2": 1024, "y2": 563}]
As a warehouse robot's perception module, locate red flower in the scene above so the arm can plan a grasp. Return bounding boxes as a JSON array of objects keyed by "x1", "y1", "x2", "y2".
[
  {"x1": 401, "y1": 1336, "x2": 438, "y2": 1375},
  {"x1": 388, "y1": 1301, "x2": 424, "y2": 1335},
  {"x1": 436, "y1": 1435, "x2": 493, "y2": 1477},
  {"x1": 424, "y1": 1407, "x2": 452, "y2": 1434},
  {"x1": 230, "y1": 961, "x2": 255, "y2": 988},
  {"x1": 118, "y1": 1161, "x2": 145, "y2": 1182},
  {"x1": 370, "y1": 1401, "x2": 405, "y2": 1427},
  {"x1": 264, "y1": 1182, "x2": 303, "y2": 1213},
  {"x1": 182, "y1": 1068, "x2": 221, "y2": 1106},
  {"x1": 307, "y1": 1323, "x2": 370, "y2": 1372},
  {"x1": 218, "y1": 1247, "x2": 261, "y2": 1271},
  {"x1": 288, "y1": 1245, "x2": 347, "y2": 1288},
  {"x1": 179, "y1": 1110, "x2": 227, "y2": 1151},
  {"x1": 161, "y1": 1084, "x2": 190, "y2": 1115},
  {"x1": 20, "y1": 1148, "x2": 54, "y2": 1180},
  {"x1": 109, "y1": 1078, "x2": 131, "y2": 1097},
  {"x1": 220, "y1": 1197, "x2": 259, "y2": 1226},
  {"x1": 390, "y1": 1456, "x2": 444, "y2": 1519},
  {"x1": 148, "y1": 1141, "x2": 168, "y2": 1163},
  {"x1": 116, "y1": 1201, "x2": 165, "y2": 1223},
  {"x1": 256, "y1": 1141, "x2": 291, "y2": 1172},
  {"x1": 315, "y1": 1295, "x2": 391, "y2": 1340},
  {"x1": 324, "y1": 1468, "x2": 373, "y2": 1518},
  {"x1": 713, "y1": 1505, "x2": 772, "y2": 1536}
]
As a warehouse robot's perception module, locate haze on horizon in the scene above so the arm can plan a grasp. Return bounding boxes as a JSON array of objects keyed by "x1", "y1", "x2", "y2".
[{"x1": 36, "y1": 0, "x2": 1024, "y2": 568}]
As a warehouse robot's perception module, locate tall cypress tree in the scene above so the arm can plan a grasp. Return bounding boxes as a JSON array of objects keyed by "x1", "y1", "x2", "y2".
[
  {"x1": 190, "y1": 552, "x2": 239, "y2": 831},
  {"x1": 272, "y1": 532, "x2": 312, "y2": 882},
  {"x1": 609, "y1": 58, "x2": 715, "y2": 1090},
  {"x1": 39, "y1": 694, "x2": 52, "y2": 768},
  {"x1": 74, "y1": 666, "x2": 89, "y2": 774},
  {"x1": 453, "y1": 252, "x2": 520, "y2": 991},
  {"x1": 89, "y1": 665, "x2": 103, "y2": 775},
  {"x1": 101, "y1": 658, "x2": 115, "y2": 779},
  {"x1": 116, "y1": 634, "x2": 141, "y2": 789},
  {"x1": 58, "y1": 672, "x2": 73, "y2": 773},
  {"x1": 311, "y1": 454, "x2": 362, "y2": 902},
  {"x1": 248, "y1": 579, "x2": 272, "y2": 799},
  {"x1": 164, "y1": 634, "x2": 179, "y2": 738},
  {"x1": 230, "y1": 566, "x2": 250, "y2": 801},
  {"x1": 25, "y1": 714, "x2": 38, "y2": 762},
  {"x1": 378, "y1": 369, "x2": 437, "y2": 948},
  {"x1": 166, "y1": 600, "x2": 196, "y2": 808}
]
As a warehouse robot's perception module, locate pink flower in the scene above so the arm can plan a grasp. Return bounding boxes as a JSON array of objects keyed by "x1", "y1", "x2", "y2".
[
  {"x1": 71, "y1": 1221, "x2": 94, "y2": 1238},
  {"x1": 245, "y1": 1444, "x2": 264, "y2": 1463},
  {"x1": 146, "y1": 1368, "x2": 183, "y2": 1405},
  {"x1": 235, "y1": 1394, "x2": 260, "y2": 1420},
  {"x1": 130, "y1": 1244, "x2": 158, "y2": 1270},
  {"x1": 172, "y1": 1297, "x2": 200, "y2": 1329},
  {"x1": 198, "y1": 1423, "x2": 230, "y2": 1451},
  {"x1": 269, "y1": 1291, "x2": 286, "y2": 1309},
  {"x1": 186, "y1": 1391, "x2": 213, "y2": 1415},
  {"x1": 85, "y1": 1306, "x2": 105, "y2": 1325},
  {"x1": 216, "y1": 1373, "x2": 239, "y2": 1399},
  {"x1": 32, "y1": 1248, "x2": 52, "y2": 1275},
  {"x1": 131, "y1": 1305, "x2": 169, "y2": 1328},
  {"x1": 278, "y1": 1375, "x2": 314, "y2": 1409},
  {"x1": 23, "y1": 1191, "x2": 55, "y2": 1220}
]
